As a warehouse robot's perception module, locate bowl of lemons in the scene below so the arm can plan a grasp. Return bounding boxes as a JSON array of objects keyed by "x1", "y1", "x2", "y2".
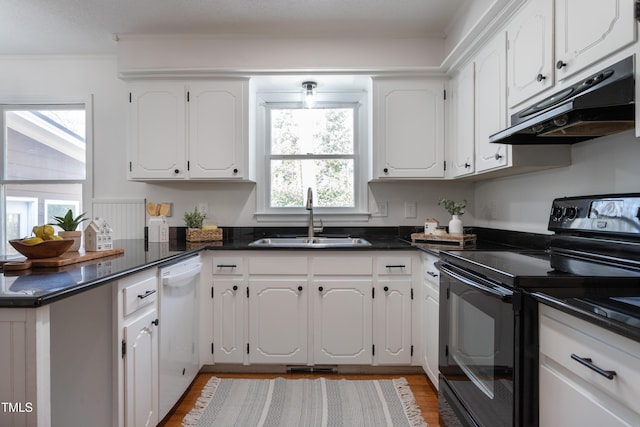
[{"x1": 9, "y1": 225, "x2": 73, "y2": 259}]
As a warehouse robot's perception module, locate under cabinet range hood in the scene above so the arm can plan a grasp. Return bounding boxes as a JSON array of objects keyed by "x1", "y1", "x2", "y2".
[{"x1": 490, "y1": 56, "x2": 635, "y2": 145}]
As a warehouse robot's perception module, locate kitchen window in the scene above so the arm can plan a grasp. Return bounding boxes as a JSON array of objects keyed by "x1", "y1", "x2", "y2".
[
  {"x1": 256, "y1": 89, "x2": 368, "y2": 221},
  {"x1": 0, "y1": 103, "x2": 90, "y2": 254}
]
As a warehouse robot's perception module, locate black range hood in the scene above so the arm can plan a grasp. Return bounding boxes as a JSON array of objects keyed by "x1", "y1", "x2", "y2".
[{"x1": 490, "y1": 56, "x2": 635, "y2": 145}]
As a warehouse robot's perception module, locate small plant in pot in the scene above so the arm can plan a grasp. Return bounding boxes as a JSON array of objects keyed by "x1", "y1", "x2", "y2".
[
  {"x1": 438, "y1": 198, "x2": 466, "y2": 235},
  {"x1": 183, "y1": 207, "x2": 221, "y2": 242},
  {"x1": 49, "y1": 209, "x2": 88, "y2": 251}
]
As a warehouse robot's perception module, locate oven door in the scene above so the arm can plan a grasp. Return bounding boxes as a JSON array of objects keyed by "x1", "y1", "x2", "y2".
[{"x1": 439, "y1": 262, "x2": 515, "y2": 427}]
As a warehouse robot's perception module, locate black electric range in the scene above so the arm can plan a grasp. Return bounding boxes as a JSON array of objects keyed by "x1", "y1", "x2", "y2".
[{"x1": 438, "y1": 194, "x2": 640, "y2": 427}]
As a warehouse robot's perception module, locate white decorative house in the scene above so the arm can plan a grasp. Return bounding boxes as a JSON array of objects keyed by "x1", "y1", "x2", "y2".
[{"x1": 84, "y1": 217, "x2": 113, "y2": 251}]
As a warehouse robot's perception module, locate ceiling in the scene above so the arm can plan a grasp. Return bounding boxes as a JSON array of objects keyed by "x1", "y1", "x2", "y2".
[{"x1": 1, "y1": 0, "x2": 468, "y2": 55}]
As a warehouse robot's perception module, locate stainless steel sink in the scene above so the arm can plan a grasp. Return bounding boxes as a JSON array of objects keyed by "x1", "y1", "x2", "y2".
[{"x1": 248, "y1": 237, "x2": 372, "y2": 248}]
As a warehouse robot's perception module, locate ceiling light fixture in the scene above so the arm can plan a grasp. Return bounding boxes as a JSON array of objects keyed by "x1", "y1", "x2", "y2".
[{"x1": 302, "y1": 81, "x2": 317, "y2": 108}]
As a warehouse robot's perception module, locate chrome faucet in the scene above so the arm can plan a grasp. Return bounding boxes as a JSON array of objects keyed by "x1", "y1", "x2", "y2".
[{"x1": 306, "y1": 187, "x2": 323, "y2": 239}]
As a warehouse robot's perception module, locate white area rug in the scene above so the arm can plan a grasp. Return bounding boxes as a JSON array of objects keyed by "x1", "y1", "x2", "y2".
[{"x1": 183, "y1": 377, "x2": 428, "y2": 427}]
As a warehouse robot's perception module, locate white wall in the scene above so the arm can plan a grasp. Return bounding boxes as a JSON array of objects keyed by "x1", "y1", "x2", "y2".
[{"x1": 474, "y1": 130, "x2": 640, "y2": 234}]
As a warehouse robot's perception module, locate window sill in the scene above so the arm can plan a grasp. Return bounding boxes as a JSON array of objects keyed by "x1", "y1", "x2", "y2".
[{"x1": 254, "y1": 211, "x2": 371, "y2": 223}]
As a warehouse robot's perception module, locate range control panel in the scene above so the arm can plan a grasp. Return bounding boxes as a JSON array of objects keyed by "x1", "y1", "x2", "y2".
[{"x1": 548, "y1": 194, "x2": 640, "y2": 235}]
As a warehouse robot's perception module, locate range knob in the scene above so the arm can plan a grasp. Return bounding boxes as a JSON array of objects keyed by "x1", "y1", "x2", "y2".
[
  {"x1": 565, "y1": 207, "x2": 578, "y2": 220},
  {"x1": 552, "y1": 206, "x2": 564, "y2": 219}
]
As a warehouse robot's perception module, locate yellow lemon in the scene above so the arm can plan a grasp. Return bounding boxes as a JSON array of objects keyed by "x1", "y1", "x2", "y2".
[
  {"x1": 32, "y1": 225, "x2": 44, "y2": 238},
  {"x1": 22, "y1": 237, "x2": 44, "y2": 245},
  {"x1": 42, "y1": 225, "x2": 55, "y2": 236}
]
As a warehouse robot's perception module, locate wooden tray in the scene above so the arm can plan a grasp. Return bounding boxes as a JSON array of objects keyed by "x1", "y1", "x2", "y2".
[
  {"x1": 1, "y1": 248, "x2": 124, "y2": 271},
  {"x1": 411, "y1": 233, "x2": 477, "y2": 248}
]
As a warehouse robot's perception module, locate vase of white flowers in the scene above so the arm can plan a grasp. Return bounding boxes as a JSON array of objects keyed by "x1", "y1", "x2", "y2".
[{"x1": 438, "y1": 198, "x2": 466, "y2": 235}]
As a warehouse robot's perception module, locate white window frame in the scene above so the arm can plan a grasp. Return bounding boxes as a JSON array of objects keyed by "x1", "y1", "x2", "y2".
[
  {"x1": 255, "y1": 90, "x2": 369, "y2": 223},
  {"x1": 0, "y1": 97, "x2": 92, "y2": 252}
]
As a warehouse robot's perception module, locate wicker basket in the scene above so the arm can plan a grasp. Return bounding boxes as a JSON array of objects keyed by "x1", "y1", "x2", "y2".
[{"x1": 186, "y1": 228, "x2": 223, "y2": 242}]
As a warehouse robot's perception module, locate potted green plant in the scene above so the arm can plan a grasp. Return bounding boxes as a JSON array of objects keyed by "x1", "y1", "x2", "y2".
[
  {"x1": 184, "y1": 207, "x2": 221, "y2": 242},
  {"x1": 49, "y1": 209, "x2": 88, "y2": 251},
  {"x1": 438, "y1": 198, "x2": 466, "y2": 235}
]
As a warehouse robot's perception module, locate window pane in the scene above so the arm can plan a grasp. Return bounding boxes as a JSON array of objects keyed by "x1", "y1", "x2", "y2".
[
  {"x1": 270, "y1": 159, "x2": 354, "y2": 208},
  {"x1": 5, "y1": 183, "x2": 83, "y2": 255},
  {"x1": 4, "y1": 109, "x2": 86, "y2": 180},
  {"x1": 271, "y1": 108, "x2": 353, "y2": 155}
]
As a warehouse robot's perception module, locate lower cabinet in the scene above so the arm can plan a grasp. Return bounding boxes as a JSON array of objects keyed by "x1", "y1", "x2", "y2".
[
  {"x1": 421, "y1": 252, "x2": 440, "y2": 389},
  {"x1": 204, "y1": 251, "x2": 420, "y2": 367},
  {"x1": 539, "y1": 304, "x2": 640, "y2": 426},
  {"x1": 314, "y1": 279, "x2": 373, "y2": 364}
]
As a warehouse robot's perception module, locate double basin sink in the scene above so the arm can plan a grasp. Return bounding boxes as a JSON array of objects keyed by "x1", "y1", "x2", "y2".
[{"x1": 249, "y1": 236, "x2": 372, "y2": 248}]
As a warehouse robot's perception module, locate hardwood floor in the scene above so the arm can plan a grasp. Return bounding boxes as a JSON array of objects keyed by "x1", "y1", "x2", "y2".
[{"x1": 159, "y1": 372, "x2": 440, "y2": 426}]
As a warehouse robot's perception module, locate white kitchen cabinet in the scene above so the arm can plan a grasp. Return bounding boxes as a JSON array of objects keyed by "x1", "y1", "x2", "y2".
[
  {"x1": 211, "y1": 279, "x2": 246, "y2": 364},
  {"x1": 446, "y1": 61, "x2": 475, "y2": 178},
  {"x1": 313, "y1": 279, "x2": 373, "y2": 364},
  {"x1": 115, "y1": 269, "x2": 159, "y2": 427},
  {"x1": 555, "y1": 0, "x2": 636, "y2": 83},
  {"x1": 506, "y1": 0, "x2": 554, "y2": 108},
  {"x1": 372, "y1": 78, "x2": 445, "y2": 179},
  {"x1": 539, "y1": 304, "x2": 640, "y2": 426},
  {"x1": 374, "y1": 279, "x2": 412, "y2": 365},
  {"x1": 127, "y1": 79, "x2": 250, "y2": 181},
  {"x1": 421, "y1": 252, "x2": 439, "y2": 389},
  {"x1": 474, "y1": 33, "x2": 509, "y2": 173},
  {"x1": 248, "y1": 279, "x2": 308, "y2": 364}
]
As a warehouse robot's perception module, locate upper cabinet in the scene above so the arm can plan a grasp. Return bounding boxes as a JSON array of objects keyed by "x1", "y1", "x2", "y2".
[
  {"x1": 555, "y1": 0, "x2": 636, "y2": 83},
  {"x1": 446, "y1": 62, "x2": 475, "y2": 178},
  {"x1": 507, "y1": 0, "x2": 636, "y2": 108},
  {"x1": 372, "y1": 78, "x2": 445, "y2": 179},
  {"x1": 127, "y1": 79, "x2": 251, "y2": 181},
  {"x1": 474, "y1": 33, "x2": 509, "y2": 173},
  {"x1": 507, "y1": 0, "x2": 554, "y2": 108}
]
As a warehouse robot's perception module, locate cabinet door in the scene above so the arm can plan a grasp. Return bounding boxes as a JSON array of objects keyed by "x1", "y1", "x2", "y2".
[
  {"x1": 374, "y1": 280, "x2": 412, "y2": 365},
  {"x1": 248, "y1": 279, "x2": 308, "y2": 364},
  {"x1": 313, "y1": 280, "x2": 372, "y2": 364},
  {"x1": 188, "y1": 81, "x2": 248, "y2": 179},
  {"x1": 373, "y1": 78, "x2": 445, "y2": 179},
  {"x1": 447, "y1": 62, "x2": 475, "y2": 177},
  {"x1": 475, "y1": 34, "x2": 509, "y2": 173},
  {"x1": 555, "y1": 0, "x2": 636, "y2": 82},
  {"x1": 212, "y1": 280, "x2": 245, "y2": 364},
  {"x1": 124, "y1": 309, "x2": 158, "y2": 427},
  {"x1": 507, "y1": 0, "x2": 554, "y2": 107},
  {"x1": 422, "y1": 280, "x2": 439, "y2": 389},
  {"x1": 128, "y1": 83, "x2": 187, "y2": 179}
]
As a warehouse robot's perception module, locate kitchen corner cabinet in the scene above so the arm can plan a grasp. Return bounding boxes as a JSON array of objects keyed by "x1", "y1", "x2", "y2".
[
  {"x1": 420, "y1": 252, "x2": 440, "y2": 389},
  {"x1": 555, "y1": 0, "x2": 636, "y2": 83},
  {"x1": 539, "y1": 304, "x2": 640, "y2": 426},
  {"x1": 446, "y1": 61, "x2": 475, "y2": 178},
  {"x1": 372, "y1": 78, "x2": 445, "y2": 179},
  {"x1": 127, "y1": 79, "x2": 250, "y2": 181}
]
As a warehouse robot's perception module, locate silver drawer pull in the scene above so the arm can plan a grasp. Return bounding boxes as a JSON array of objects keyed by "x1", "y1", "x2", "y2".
[
  {"x1": 571, "y1": 354, "x2": 617, "y2": 380},
  {"x1": 137, "y1": 289, "x2": 156, "y2": 300}
]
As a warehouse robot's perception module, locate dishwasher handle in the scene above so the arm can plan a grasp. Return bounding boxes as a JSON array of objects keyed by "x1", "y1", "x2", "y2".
[{"x1": 162, "y1": 263, "x2": 203, "y2": 287}]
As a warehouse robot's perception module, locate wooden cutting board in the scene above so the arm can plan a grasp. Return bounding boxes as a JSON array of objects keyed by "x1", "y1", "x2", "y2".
[{"x1": 1, "y1": 248, "x2": 124, "y2": 271}]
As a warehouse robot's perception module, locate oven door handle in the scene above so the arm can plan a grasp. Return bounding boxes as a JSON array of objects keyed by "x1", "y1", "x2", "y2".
[{"x1": 440, "y1": 264, "x2": 513, "y2": 301}]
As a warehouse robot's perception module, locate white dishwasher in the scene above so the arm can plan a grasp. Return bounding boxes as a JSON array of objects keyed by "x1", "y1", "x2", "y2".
[{"x1": 158, "y1": 254, "x2": 202, "y2": 420}]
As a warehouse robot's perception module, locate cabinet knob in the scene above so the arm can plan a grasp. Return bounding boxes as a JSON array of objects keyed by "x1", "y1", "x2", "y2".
[
  {"x1": 318, "y1": 286, "x2": 324, "y2": 292},
  {"x1": 383, "y1": 168, "x2": 389, "y2": 175},
  {"x1": 232, "y1": 285, "x2": 238, "y2": 291},
  {"x1": 174, "y1": 169, "x2": 180, "y2": 174},
  {"x1": 151, "y1": 319, "x2": 159, "y2": 326},
  {"x1": 536, "y1": 73, "x2": 546, "y2": 82},
  {"x1": 383, "y1": 286, "x2": 389, "y2": 292},
  {"x1": 556, "y1": 60, "x2": 567, "y2": 69},
  {"x1": 298, "y1": 286, "x2": 303, "y2": 292},
  {"x1": 233, "y1": 168, "x2": 239, "y2": 174},
  {"x1": 464, "y1": 162, "x2": 471, "y2": 169},
  {"x1": 495, "y1": 153, "x2": 503, "y2": 161}
]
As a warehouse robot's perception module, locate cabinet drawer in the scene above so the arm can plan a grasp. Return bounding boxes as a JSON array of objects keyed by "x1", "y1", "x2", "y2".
[
  {"x1": 212, "y1": 256, "x2": 244, "y2": 275},
  {"x1": 123, "y1": 275, "x2": 158, "y2": 316},
  {"x1": 376, "y1": 256, "x2": 412, "y2": 275},
  {"x1": 539, "y1": 305, "x2": 640, "y2": 411},
  {"x1": 249, "y1": 256, "x2": 307, "y2": 275},
  {"x1": 313, "y1": 256, "x2": 372, "y2": 275}
]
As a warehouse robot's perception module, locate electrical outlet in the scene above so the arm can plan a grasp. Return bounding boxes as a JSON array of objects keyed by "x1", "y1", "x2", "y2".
[
  {"x1": 197, "y1": 202, "x2": 209, "y2": 216},
  {"x1": 372, "y1": 201, "x2": 388, "y2": 217},
  {"x1": 404, "y1": 201, "x2": 417, "y2": 219}
]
